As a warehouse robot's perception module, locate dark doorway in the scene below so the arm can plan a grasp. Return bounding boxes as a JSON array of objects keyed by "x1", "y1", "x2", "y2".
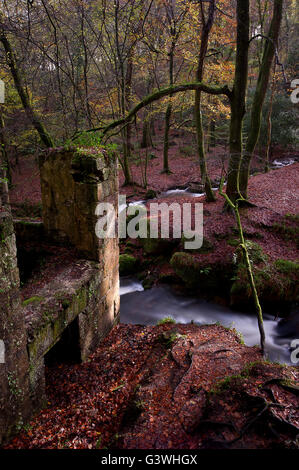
[{"x1": 44, "y1": 318, "x2": 81, "y2": 366}]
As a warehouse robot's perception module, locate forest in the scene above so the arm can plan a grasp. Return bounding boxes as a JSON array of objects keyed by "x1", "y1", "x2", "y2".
[{"x1": 0, "y1": 0, "x2": 298, "y2": 454}]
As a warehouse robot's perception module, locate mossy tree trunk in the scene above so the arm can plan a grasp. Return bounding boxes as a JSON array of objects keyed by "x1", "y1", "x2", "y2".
[
  {"x1": 265, "y1": 62, "x2": 277, "y2": 173},
  {"x1": 114, "y1": 0, "x2": 132, "y2": 185},
  {"x1": 162, "y1": 42, "x2": 175, "y2": 174},
  {"x1": 0, "y1": 32, "x2": 54, "y2": 148},
  {"x1": 141, "y1": 118, "x2": 151, "y2": 148},
  {"x1": 219, "y1": 179, "x2": 266, "y2": 354},
  {"x1": 194, "y1": 0, "x2": 216, "y2": 202},
  {"x1": 141, "y1": 77, "x2": 155, "y2": 149},
  {"x1": 239, "y1": 0, "x2": 283, "y2": 198},
  {"x1": 124, "y1": 50, "x2": 133, "y2": 176},
  {"x1": 81, "y1": 81, "x2": 232, "y2": 138},
  {"x1": 0, "y1": 108, "x2": 11, "y2": 188},
  {"x1": 163, "y1": 101, "x2": 172, "y2": 173},
  {"x1": 226, "y1": 0, "x2": 250, "y2": 204}
]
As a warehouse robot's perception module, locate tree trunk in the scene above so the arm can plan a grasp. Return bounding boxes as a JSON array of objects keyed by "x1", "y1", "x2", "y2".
[
  {"x1": 163, "y1": 102, "x2": 172, "y2": 173},
  {"x1": 0, "y1": 33, "x2": 54, "y2": 148},
  {"x1": 124, "y1": 51, "x2": 133, "y2": 164},
  {"x1": 0, "y1": 109, "x2": 11, "y2": 187},
  {"x1": 239, "y1": 0, "x2": 283, "y2": 198},
  {"x1": 194, "y1": 0, "x2": 216, "y2": 202},
  {"x1": 226, "y1": 0, "x2": 250, "y2": 204},
  {"x1": 141, "y1": 118, "x2": 151, "y2": 148},
  {"x1": 265, "y1": 63, "x2": 277, "y2": 172},
  {"x1": 162, "y1": 43, "x2": 175, "y2": 174}
]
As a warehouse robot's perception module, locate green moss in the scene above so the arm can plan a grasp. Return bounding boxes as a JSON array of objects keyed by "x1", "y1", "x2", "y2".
[
  {"x1": 141, "y1": 236, "x2": 178, "y2": 255},
  {"x1": 284, "y1": 213, "x2": 299, "y2": 223},
  {"x1": 231, "y1": 251, "x2": 299, "y2": 307},
  {"x1": 269, "y1": 217, "x2": 299, "y2": 248},
  {"x1": 119, "y1": 254, "x2": 138, "y2": 276},
  {"x1": 209, "y1": 374, "x2": 244, "y2": 395},
  {"x1": 227, "y1": 238, "x2": 240, "y2": 247},
  {"x1": 158, "y1": 331, "x2": 185, "y2": 349},
  {"x1": 170, "y1": 252, "x2": 214, "y2": 289},
  {"x1": 182, "y1": 235, "x2": 214, "y2": 254},
  {"x1": 124, "y1": 245, "x2": 134, "y2": 254},
  {"x1": 142, "y1": 277, "x2": 154, "y2": 290},
  {"x1": 157, "y1": 317, "x2": 176, "y2": 326},
  {"x1": 170, "y1": 252, "x2": 199, "y2": 288},
  {"x1": 274, "y1": 259, "x2": 299, "y2": 275},
  {"x1": 145, "y1": 189, "x2": 157, "y2": 200},
  {"x1": 245, "y1": 241, "x2": 268, "y2": 265},
  {"x1": 23, "y1": 296, "x2": 44, "y2": 306}
]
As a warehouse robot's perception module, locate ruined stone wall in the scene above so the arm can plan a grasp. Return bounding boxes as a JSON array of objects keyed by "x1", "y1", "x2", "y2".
[
  {"x1": 39, "y1": 148, "x2": 119, "y2": 261},
  {"x1": 38, "y1": 146, "x2": 120, "y2": 356},
  {"x1": 0, "y1": 146, "x2": 120, "y2": 445},
  {"x1": 0, "y1": 208, "x2": 32, "y2": 444}
]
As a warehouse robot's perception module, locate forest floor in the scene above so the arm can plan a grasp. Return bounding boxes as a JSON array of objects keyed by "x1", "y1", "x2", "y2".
[{"x1": 5, "y1": 322, "x2": 299, "y2": 449}]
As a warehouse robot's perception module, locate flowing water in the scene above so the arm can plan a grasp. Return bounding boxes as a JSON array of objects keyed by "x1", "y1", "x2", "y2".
[
  {"x1": 119, "y1": 158, "x2": 299, "y2": 365},
  {"x1": 120, "y1": 277, "x2": 299, "y2": 365}
]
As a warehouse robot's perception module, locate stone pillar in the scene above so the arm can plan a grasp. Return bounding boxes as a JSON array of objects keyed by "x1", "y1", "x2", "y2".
[
  {"x1": 39, "y1": 147, "x2": 119, "y2": 261},
  {"x1": 0, "y1": 208, "x2": 32, "y2": 445},
  {"x1": 39, "y1": 147, "x2": 120, "y2": 358}
]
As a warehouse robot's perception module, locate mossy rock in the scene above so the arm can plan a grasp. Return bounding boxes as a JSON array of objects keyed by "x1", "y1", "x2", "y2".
[
  {"x1": 230, "y1": 257, "x2": 299, "y2": 310},
  {"x1": 171, "y1": 252, "x2": 234, "y2": 294},
  {"x1": 124, "y1": 245, "x2": 134, "y2": 254},
  {"x1": 141, "y1": 237, "x2": 167, "y2": 255},
  {"x1": 140, "y1": 235, "x2": 179, "y2": 255},
  {"x1": 145, "y1": 189, "x2": 157, "y2": 200},
  {"x1": 170, "y1": 252, "x2": 209, "y2": 289},
  {"x1": 142, "y1": 277, "x2": 155, "y2": 290},
  {"x1": 182, "y1": 235, "x2": 214, "y2": 254},
  {"x1": 119, "y1": 254, "x2": 138, "y2": 276}
]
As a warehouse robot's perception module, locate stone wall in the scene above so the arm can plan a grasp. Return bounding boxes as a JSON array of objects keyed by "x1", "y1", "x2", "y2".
[
  {"x1": 0, "y1": 147, "x2": 120, "y2": 445},
  {"x1": 39, "y1": 147, "x2": 119, "y2": 261},
  {"x1": 0, "y1": 208, "x2": 32, "y2": 444}
]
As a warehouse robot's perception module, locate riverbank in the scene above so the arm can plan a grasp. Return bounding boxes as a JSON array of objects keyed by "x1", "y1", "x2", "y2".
[
  {"x1": 120, "y1": 162, "x2": 299, "y2": 314},
  {"x1": 6, "y1": 322, "x2": 298, "y2": 449}
]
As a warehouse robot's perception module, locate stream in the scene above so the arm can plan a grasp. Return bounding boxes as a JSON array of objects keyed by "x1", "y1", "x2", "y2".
[
  {"x1": 121, "y1": 156, "x2": 298, "y2": 210},
  {"x1": 120, "y1": 157, "x2": 299, "y2": 365},
  {"x1": 120, "y1": 277, "x2": 299, "y2": 365}
]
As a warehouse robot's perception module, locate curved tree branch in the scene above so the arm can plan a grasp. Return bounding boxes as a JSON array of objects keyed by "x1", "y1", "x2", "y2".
[{"x1": 74, "y1": 81, "x2": 232, "y2": 139}]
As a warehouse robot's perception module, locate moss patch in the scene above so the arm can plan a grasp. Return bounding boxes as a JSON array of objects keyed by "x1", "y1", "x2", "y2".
[
  {"x1": 231, "y1": 249, "x2": 299, "y2": 309},
  {"x1": 182, "y1": 235, "x2": 214, "y2": 254},
  {"x1": 119, "y1": 254, "x2": 138, "y2": 276},
  {"x1": 23, "y1": 296, "x2": 44, "y2": 306}
]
